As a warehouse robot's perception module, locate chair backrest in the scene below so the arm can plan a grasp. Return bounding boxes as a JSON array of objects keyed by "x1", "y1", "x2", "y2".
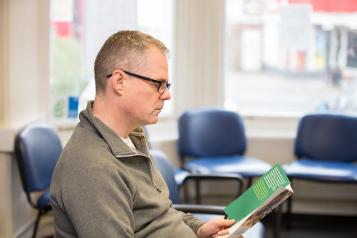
[
  {"x1": 295, "y1": 114, "x2": 357, "y2": 162},
  {"x1": 15, "y1": 123, "x2": 62, "y2": 193},
  {"x1": 178, "y1": 109, "x2": 246, "y2": 158},
  {"x1": 150, "y1": 150, "x2": 181, "y2": 204}
]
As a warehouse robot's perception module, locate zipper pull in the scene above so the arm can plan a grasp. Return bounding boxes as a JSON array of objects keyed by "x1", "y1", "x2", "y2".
[{"x1": 154, "y1": 184, "x2": 162, "y2": 193}]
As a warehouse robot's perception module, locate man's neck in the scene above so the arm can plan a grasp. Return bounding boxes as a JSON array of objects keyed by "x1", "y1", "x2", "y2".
[{"x1": 92, "y1": 97, "x2": 136, "y2": 138}]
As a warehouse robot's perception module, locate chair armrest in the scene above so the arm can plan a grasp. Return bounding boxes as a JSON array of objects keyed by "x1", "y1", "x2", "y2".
[
  {"x1": 173, "y1": 204, "x2": 226, "y2": 215},
  {"x1": 182, "y1": 173, "x2": 244, "y2": 196}
]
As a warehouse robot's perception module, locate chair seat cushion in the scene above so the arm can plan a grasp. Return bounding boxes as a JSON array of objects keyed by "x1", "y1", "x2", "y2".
[
  {"x1": 284, "y1": 159, "x2": 357, "y2": 182},
  {"x1": 185, "y1": 156, "x2": 271, "y2": 177},
  {"x1": 174, "y1": 168, "x2": 190, "y2": 186},
  {"x1": 36, "y1": 191, "x2": 52, "y2": 209},
  {"x1": 193, "y1": 213, "x2": 224, "y2": 222},
  {"x1": 244, "y1": 222, "x2": 265, "y2": 238}
]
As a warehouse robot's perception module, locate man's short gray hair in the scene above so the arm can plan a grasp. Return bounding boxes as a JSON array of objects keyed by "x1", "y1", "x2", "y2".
[{"x1": 94, "y1": 30, "x2": 168, "y2": 94}]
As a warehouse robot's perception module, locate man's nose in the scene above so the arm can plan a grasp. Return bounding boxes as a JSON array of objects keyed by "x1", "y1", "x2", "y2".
[{"x1": 160, "y1": 88, "x2": 171, "y2": 100}]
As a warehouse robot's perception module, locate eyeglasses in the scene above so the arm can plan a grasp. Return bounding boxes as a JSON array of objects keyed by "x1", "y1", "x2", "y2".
[{"x1": 106, "y1": 70, "x2": 171, "y2": 94}]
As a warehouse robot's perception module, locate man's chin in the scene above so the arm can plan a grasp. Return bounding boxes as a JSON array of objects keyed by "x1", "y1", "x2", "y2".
[
  {"x1": 151, "y1": 117, "x2": 159, "y2": 124},
  {"x1": 143, "y1": 117, "x2": 159, "y2": 125}
]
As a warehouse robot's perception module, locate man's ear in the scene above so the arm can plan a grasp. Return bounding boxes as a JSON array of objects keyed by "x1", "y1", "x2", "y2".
[{"x1": 110, "y1": 70, "x2": 126, "y2": 95}]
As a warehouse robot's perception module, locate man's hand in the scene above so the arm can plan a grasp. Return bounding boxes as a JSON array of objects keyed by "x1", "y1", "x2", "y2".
[{"x1": 196, "y1": 218, "x2": 243, "y2": 238}]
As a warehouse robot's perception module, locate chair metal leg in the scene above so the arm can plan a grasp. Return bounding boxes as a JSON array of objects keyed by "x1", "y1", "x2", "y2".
[
  {"x1": 286, "y1": 195, "x2": 293, "y2": 230},
  {"x1": 195, "y1": 180, "x2": 201, "y2": 204},
  {"x1": 273, "y1": 204, "x2": 282, "y2": 238},
  {"x1": 32, "y1": 210, "x2": 44, "y2": 238},
  {"x1": 182, "y1": 184, "x2": 189, "y2": 203},
  {"x1": 246, "y1": 177, "x2": 253, "y2": 188}
]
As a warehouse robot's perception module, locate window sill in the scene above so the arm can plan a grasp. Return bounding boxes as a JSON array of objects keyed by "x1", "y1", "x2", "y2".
[{"x1": 0, "y1": 128, "x2": 16, "y2": 152}]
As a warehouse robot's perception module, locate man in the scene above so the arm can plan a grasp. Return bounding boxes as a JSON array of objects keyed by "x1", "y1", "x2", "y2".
[{"x1": 51, "y1": 30, "x2": 238, "y2": 237}]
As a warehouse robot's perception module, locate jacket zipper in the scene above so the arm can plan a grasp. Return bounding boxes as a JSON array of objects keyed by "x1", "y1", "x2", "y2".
[{"x1": 114, "y1": 153, "x2": 161, "y2": 193}]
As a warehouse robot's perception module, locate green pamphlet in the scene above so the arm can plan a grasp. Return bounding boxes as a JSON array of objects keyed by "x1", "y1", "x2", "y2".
[{"x1": 224, "y1": 163, "x2": 293, "y2": 237}]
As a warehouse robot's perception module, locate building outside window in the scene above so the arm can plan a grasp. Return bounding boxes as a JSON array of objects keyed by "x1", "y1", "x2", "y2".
[
  {"x1": 49, "y1": 0, "x2": 174, "y2": 123},
  {"x1": 50, "y1": 0, "x2": 357, "y2": 123},
  {"x1": 225, "y1": 0, "x2": 357, "y2": 116}
]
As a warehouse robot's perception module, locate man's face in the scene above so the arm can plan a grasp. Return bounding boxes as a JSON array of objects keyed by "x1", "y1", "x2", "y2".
[{"x1": 123, "y1": 47, "x2": 171, "y2": 126}]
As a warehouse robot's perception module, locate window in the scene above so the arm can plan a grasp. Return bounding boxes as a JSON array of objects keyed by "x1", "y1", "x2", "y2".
[
  {"x1": 137, "y1": 0, "x2": 174, "y2": 117},
  {"x1": 225, "y1": 0, "x2": 357, "y2": 116},
  {"x1": 50, "y1": 0, "x2": 174, "y2": 123}
]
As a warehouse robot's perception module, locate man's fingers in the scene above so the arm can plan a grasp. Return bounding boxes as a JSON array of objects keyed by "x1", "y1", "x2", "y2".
[
  {"x1": 214, "y1": 234, "x2": 244, "y2": 238},
  {"x1": 217, "y1": 228, "x2": 230, "y2": 235},
  {"x1": 214, "y1": 218, "x2": 235, "y2": 227}
]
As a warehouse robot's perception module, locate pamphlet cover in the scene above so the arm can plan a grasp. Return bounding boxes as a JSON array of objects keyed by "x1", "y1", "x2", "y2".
[{"x1": 224, "y1": 164, "x2": 293, "y2": 237}]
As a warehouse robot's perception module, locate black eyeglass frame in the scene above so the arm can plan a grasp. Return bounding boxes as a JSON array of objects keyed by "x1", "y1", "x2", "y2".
[{"x1": 106, "y1": 70, "x2": 171, "y2": 94}]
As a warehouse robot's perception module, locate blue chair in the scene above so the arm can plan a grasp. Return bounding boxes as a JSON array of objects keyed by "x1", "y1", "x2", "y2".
[
  {"x1": 150, "y1": 150, "x2": 265, "y2": 238},
  {"x1": 284, "y1": 114, "x2": 357, "y2": 226},
  {"x1": 178, "y1": 109, "x2": 272, "y2": 184},
  {"x1": 144, "y1": 127, "x2": 190, "y2": 187},
  {"x1": 15, "y1": 123, "x2": 62, "y2": 238}
]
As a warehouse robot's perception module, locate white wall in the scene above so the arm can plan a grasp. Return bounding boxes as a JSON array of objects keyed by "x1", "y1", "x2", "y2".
[
  {"x1": 0, "y1": 0, "x2": 10, "y2": 128},
  {"x1": 8, "y1": 0, "x2": 49, "y2": 127},
  {"x1": 0, "y1": 0, "x2": 50, "y2": 236},
  {"x1": 174, "y1": 0, "x2": 225, "y2": 115}
]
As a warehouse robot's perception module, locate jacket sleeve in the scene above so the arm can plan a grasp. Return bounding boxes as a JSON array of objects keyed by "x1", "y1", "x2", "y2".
[
  {"x1": 56, "y1": 159, "x2": 136, "y2": 238},
  {"x1": 180, "y1": 211, "x2": 205, "y2": 234}
]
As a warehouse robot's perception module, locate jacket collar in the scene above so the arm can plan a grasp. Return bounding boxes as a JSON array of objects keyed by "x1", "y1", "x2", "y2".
[{"x1": 79, "y1": 101, "x2": 150, "y2": 157}]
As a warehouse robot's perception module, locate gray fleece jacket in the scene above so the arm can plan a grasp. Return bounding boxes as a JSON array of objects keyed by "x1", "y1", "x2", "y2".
[{"x1": 50, "y1": 102, "x2": 204, "y2": 237}]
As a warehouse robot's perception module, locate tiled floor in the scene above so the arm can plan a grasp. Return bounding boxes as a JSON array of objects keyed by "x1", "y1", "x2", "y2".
[
  {"x1": 30, "y1": 212, "x2": 356, "y2": 238},
  {"x1": 263, "y1": 213, "x2": 357, "y2": 238},
  {"x1": 20, "y1": 213, "x2": 54, "y2": 238}
]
